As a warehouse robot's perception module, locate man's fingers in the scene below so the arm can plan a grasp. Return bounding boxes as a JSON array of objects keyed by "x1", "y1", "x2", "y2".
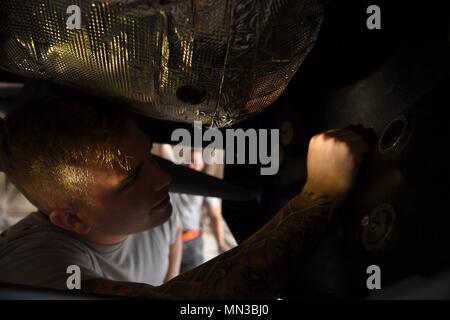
[
  {"x1": 327, "y1": 128, "x2": 372, "y2": 151},
  {"x1": 323, "y1": 129, "x2": 367, "y2": 141},
  {"x1": 317, "y1": 127, "x2": 371, "y2": 156},
  {"x1": 350, "y1": 142, "x2": 370, "y2": 164}
]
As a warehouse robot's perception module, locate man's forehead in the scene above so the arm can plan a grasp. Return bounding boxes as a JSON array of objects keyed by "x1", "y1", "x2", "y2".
[
  {"x1": 86, "y1": 158, "x2": 141, "y2": 199},
  {"x1": 114, "y1": 119, "x2": 151, "y2": 163}
]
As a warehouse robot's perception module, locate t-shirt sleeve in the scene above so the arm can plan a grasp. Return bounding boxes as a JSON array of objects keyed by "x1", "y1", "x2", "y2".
[
  {"x1": 0, "y1": 238, "x2": 101, "y2": 290},
  {"x1": 205, "y1": 196, "x2": 221, "y2": 209}
]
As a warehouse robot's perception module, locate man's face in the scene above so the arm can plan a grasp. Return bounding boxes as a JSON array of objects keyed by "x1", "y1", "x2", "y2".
[{"x1": 76, "y1": 119, "x2": 172, "y2": 236}]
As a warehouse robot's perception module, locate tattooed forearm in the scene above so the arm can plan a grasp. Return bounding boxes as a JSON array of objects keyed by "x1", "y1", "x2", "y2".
[{"x1": 82, "y1": 189, "x2": 334, "y2": 299}]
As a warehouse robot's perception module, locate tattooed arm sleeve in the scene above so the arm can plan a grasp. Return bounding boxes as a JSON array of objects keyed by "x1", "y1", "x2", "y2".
[{"x1": 82, "y1": 190, "x2": 334, "y2": 299}]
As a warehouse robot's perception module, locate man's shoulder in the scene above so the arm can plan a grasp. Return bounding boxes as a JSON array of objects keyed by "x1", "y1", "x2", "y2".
[
  {"x1": 0, "y1": 213, "x2": 98, "y2": 289},
  {"x1": 1, "y1": 212, "x2": 48, "y2": 243},
  {"x1": 0, "y1": 212, "x2": 90, "y2": 256}
]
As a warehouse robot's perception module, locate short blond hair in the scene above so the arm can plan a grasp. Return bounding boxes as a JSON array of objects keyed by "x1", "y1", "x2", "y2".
[{"x1": 0, "y1": 89, "x2": 130, "y2": 212}]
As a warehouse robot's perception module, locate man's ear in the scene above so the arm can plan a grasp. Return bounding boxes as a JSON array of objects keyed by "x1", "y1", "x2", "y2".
[{"x1": 49, "y1": 209, "x2": 92, "y2": 235}]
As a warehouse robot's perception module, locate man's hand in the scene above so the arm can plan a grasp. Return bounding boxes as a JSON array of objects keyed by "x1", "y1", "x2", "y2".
[
  {"x1": 303, "y1": 129, "x2": 369, "y2": 207},
  {"x1": 82, "y1": 128, "x2": 369, "y2": 299}
]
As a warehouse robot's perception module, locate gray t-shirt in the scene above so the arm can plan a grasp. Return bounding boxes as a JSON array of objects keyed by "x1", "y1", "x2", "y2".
[
  {"x1": 0, "y1": 210, "x2": 178, "y2": 289},
  {"x1": 171, "y1": 193, "x2": 220, "y2": 231}
]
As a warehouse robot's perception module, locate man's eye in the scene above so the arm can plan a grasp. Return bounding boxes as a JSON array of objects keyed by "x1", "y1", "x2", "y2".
[{"x1": 122, "y1": 173, "x2": 138, "y2": 190}]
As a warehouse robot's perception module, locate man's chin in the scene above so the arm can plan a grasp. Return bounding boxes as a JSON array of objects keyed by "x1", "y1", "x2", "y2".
[{"x1": 148, "y1": 203, "x2": 172, "y2": 227}]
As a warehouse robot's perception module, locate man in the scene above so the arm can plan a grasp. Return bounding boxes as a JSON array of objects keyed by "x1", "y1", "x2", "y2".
[
  {"x1": 0, "y1": 88, "x2": 368, "y2": 299},
  {"x1": 169, "y1": 148, "x2": 227, "y2": 272},
  {"x1": 0, "y1": 173, "x2": 37, "y2": 232},
  {"x1": 0, "y1": 92, "x2": 182, "y2": 287},
  {"x1": 152, "y1": 144, "x2": 226, "y2": 271}
]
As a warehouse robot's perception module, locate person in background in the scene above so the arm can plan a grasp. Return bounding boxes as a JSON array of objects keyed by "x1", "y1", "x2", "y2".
[{"x1": 153, "y1": 145, "x2": 228, "y2": 272}]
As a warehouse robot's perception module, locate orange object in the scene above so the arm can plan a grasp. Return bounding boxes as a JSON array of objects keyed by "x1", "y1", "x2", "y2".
[{"x1": 182, "y1": 230, "x2": 201, "y2": 242}]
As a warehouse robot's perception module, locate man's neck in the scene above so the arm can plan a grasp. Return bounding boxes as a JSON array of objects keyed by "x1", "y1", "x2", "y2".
[{"x1": 74, "y1": 229, "x2": 129, "y2": 246}]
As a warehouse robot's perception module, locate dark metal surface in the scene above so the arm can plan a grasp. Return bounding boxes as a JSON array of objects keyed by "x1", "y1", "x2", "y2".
[{"x1": 0, "y1": 0, "x2": 325, "y2": 127}]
